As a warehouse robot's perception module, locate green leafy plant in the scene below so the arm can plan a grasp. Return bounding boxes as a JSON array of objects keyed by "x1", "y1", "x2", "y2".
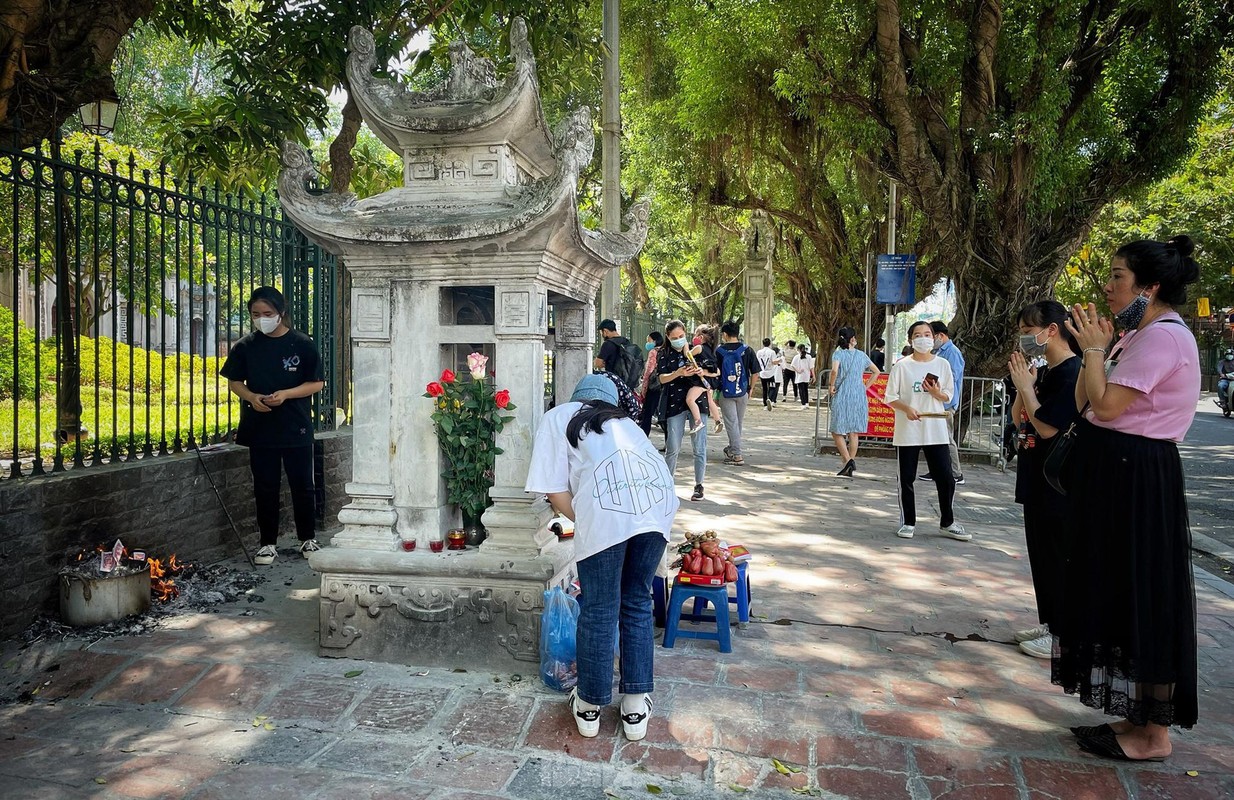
[{"x1": 423, "y1": 353, "x2": 516, "y2": 526}]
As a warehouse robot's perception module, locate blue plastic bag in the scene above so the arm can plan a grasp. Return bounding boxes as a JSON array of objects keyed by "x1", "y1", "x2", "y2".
[{"x1": 540, "y1": 585, "x2": 580, "y2": 691}]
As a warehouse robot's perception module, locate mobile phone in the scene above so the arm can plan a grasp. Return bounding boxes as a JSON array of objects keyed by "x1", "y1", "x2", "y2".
[{"x1": 924, "y1": 372, "x2": 939, "y2": 384}]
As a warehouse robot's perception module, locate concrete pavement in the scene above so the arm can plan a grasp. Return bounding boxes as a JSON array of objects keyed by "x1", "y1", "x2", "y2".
[{"x1": 2, "y1": 408, "x2": 1233, "y2": 799}]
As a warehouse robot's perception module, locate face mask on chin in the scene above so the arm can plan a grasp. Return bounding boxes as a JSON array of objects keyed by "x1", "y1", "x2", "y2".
[
  {"x1": 1115, "y1": 293, "x2": 1149, "y2": 329},
  {"x1": 911, "y1": 336, "x2": 934, "y2": 354},
  {"x1": 1018, "y1": 330, "x2": 1048, "y2": 357},
  {"x1": 256, "y1": 316, "x2": 281, "y2": 335}
]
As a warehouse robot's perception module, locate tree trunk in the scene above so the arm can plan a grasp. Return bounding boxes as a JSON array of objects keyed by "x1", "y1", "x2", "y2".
[{"x1": 0, "y1": 0, "x2": 155, "y2": 144}]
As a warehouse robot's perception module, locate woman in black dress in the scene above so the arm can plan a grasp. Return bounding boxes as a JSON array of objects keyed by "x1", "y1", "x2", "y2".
[
  {"x1": 1006, "y1": 301, "x2": 1080, "y2": 659},
  {"x1": 1058, "y1": 236, "x2": 1202, "y2": 762}
]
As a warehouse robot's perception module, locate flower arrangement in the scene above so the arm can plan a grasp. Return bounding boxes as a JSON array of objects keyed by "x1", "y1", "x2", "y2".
[{"x1": 424, "y1": 353, "x2": 516, "y2": 528}]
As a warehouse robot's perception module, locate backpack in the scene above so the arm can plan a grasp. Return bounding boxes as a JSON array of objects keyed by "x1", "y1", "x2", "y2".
[
  {"x1": 610, "y1": 337, "x2": 644, "y2": 391},
  {"x1": 717, "y1": 344, "x2": 750, "y2": 398}
]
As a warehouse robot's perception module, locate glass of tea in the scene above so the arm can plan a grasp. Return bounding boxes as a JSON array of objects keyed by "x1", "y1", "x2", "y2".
[
  {"x1": 428, "y1": 530, "x2": 444, "y2": 553},
  {"x1": 400, "y1": 538, "x2": 417, "y2": 552}
]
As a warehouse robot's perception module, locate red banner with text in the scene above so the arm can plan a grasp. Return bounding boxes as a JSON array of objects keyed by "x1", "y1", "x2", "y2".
[{"x1": 862, "y1": 373, "x2": 895, "y2": 439}]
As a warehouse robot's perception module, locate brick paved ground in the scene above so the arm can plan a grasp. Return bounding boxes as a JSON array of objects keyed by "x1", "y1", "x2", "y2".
[{"x1": 2, "y1": 409, "x2": 1232, "y2": 799}]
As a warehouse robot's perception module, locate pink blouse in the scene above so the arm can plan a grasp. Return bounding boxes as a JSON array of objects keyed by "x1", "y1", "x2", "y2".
[{"x1": 1086, "y1": 312, "x2": 1200, "y2": 442}]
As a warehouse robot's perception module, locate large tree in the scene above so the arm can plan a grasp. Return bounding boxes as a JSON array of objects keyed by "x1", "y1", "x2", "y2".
[{"x1": 840, "y1": 0, "x2": 1234, "y2": 375}]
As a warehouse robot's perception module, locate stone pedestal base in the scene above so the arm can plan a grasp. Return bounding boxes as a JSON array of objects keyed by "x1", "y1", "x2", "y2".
[{"x1": 309, "y1": 545, "x2": 574, "y2": 671}]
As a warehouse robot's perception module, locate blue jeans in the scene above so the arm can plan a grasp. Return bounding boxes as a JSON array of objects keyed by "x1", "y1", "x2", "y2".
[
  {"x1": 664, "y1": 411, "x2": 707, "y2": 486},
  {"x1": 575, "y1": 531, "x2": 666, "y2": 705},
  {"x1": 1219, "y1": 378, "x2": 1231, "y2": 407}
]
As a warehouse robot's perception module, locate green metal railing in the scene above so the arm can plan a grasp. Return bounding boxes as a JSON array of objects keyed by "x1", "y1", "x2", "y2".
[{"x1": 1, "y1": 134, "x2": 337, "y2": 480}]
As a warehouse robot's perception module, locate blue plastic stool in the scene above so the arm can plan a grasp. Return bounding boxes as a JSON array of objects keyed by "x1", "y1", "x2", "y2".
[
  {"x1": 691, "y1": 561, "x2": 751, "y2": 623},
  {"x1": 663, "y1": 580, "x2": 732, "y2": 653}
]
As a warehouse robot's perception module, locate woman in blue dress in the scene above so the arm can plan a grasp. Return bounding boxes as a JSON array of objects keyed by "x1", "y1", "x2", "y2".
[{"x1": 828, "y1": 326, "x2": 880, "y2": 476}]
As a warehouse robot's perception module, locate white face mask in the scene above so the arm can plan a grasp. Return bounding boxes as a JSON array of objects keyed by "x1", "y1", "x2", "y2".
[
  {"x1": 256, "y1": 316, "x2": 281, "y2": 335},
  {"x1": 911, "y1": 336, "x2": 934, "y2": 353}
]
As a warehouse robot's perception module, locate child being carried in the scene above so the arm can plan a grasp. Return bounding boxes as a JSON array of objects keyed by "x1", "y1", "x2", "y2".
[{"x1": 684, "y1": 326, "x2": 724, "y2": 435}]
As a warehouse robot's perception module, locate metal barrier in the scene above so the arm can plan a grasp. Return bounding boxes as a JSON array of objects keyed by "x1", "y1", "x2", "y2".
[
  {"x1": 811, "y1": 368, "x2": 1008, "y2": 470},
  {"x1": 1, "y1": 133, "x2": 338, "y2": 480}
]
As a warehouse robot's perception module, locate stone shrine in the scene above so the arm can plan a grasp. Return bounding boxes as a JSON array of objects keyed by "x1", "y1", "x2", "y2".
[{"x1": 279, "y1": 20, "x2": 648, "y2": 670}]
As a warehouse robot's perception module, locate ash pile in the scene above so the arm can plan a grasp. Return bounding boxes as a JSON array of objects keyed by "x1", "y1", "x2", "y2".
[{"x1": 22, "y1": 544, "x2": 268, "y2": 646}]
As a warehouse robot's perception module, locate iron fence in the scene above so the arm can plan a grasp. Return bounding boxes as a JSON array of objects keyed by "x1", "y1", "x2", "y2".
[
  {"x1": 1, "y1": 134, "x2": 337, "y2": 480},
  {"x1": 811, "y1": 368, "x2": 1009, "y2": 470}
]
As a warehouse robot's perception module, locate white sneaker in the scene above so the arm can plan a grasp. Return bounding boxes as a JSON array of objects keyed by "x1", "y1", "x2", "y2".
[
  {"x1": 568, "y1": 688, "x2": 601, "y2": 738},
  {"x1": 620, "y1": 694, "x2": 652, "y2": 741},
  {"x1": 941, "y1": 523, "x2": 972, "y2": 541},
  {"x1": 896, "y1": 525, "x2": 916, "y2": 539},
  {"x1": 1014, "y1": 624, "x2": 1049, "y2": 643},
  {"x1": 299, "y1": 539, "x2": 321, "y2": 558},
  {"x1": 688, "y1": 420, "x2": 705, "y2": 435},
  {"x1": 1019, "y1": 634, "x2": 1053, "y2": 659},
  {"x1": 254, "y1": 544, "x2": 277, "y2": 565}
]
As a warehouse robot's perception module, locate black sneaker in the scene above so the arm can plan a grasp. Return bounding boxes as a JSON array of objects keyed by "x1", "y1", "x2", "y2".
[
  {"x1": 954, "y1": 475, "x2": 966, "y2": 485},
  {"x1": 918, "y1": 473, "x2": 935, "y2": 481},
  {"x1": 691, "y1": 484, "x2": 704, "y2": 501}
]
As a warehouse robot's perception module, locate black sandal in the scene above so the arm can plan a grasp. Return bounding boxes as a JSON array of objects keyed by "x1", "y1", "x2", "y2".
[{"x1": 1077, "y1": 729, "x2": 1167, "y2": 762}]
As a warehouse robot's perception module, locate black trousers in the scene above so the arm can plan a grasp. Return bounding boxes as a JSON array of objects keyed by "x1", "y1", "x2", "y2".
[
  {"x1": 797, "y1": 382, "x2": 810, "y2": 405},
  {"x1": 639, "y1": 388, "x2": 667, "y2": 437},
  {"x1": 1023, "y1": 502, "x2": 1067, "y2": 628},
  {"x1": 760, "y1": 378, "x2": 778, "y2": 407},
  {"x1": 783, "y1": 369, "x2": 797, "y2": 398},
  {"x1": 896, "y1": 444, "x2": 954, "y2": 527},
  {"x1": 249, "y1": 445, "x2": 316, "y2": 545}
]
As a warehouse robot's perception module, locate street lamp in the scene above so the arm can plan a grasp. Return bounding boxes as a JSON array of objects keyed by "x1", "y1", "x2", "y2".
[{"x1": 78, "y1": 93, "x2": 121, "y2": 136}]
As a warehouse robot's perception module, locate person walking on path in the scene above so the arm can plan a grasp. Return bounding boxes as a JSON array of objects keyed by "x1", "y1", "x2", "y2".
[
  {"x1": 828, "y1": 326, "x2": 880, "y2": 476},
  {"x1": 756, "y1": 338, "x2": 779, "y2": 410},
  {"x1": 1007, "y1": 301, "x2": 1080, "y2": 659},
  {"x1": 594, "y1": 319, "x2": 642, "y2": 392},
  {"x1": 220, "y1": 286, "x2": 325, "y2": 566},
  {"x1": 715, "y1": 320, "x2": 762, "y2": 466},
  {"x1": 920, "y1": 321, "x2": 966, "y2": 484},
  {"x1": 885, "y1": 320, "x2": 969, "y2": 542},
  {"x1": 525, "y1": 374, "x2": 678, "y2": 742},
  {"x1": 869, "y1": 338, "x2": 886, "y2": 371},
  {"x1": 1215, "y1": 348, "x2": 1234, "y2": 414},
  {"x1": 782, "y1": 340, "x2": 798, "y2": 400},
  {"x1": 791, "y1": 343, "x2": 814, "y2": 407},
  {"x1": 657, "y1": 320, "x2": 710, "y2": 501},
  {"x1": 1056, "y1": 236, "x2": 1201, "y2": 763},
  {"x1": 637, "y1": 331, "x2": 666, "y2": 437}
]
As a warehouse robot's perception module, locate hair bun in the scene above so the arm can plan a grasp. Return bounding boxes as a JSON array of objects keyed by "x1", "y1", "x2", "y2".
[{"x1": 1167, "y1": 235, "x2": 1194, "y2": 257}]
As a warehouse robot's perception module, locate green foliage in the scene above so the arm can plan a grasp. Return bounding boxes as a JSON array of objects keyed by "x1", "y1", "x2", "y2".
[
  {"x1": 423, "y1": 359, "x2": 517, "y2": 522},
  {"x1": 0, "y1": 306, "x2": 54, "y2": 401},
  {"x1": 142, "y1": 0, "x2": 600, "y2": 193},
  {"x1": 1059, "y1": 92, "x2": 1234, "y2": 312}
]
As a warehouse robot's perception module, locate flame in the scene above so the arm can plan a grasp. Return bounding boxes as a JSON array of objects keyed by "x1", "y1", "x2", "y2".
[{"x1": 148, "y1": 557, "x2": 179, "y2": 602}]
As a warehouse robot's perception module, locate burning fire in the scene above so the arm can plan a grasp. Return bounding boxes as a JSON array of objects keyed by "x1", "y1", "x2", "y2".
[{"x1": 149, "y1": 555, "x2": 188, "y2": 602}]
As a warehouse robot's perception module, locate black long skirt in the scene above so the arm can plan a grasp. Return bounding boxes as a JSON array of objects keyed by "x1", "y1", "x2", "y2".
[{"x1": 1051, "y1": 420, "x2": 1198, "y2": 728}]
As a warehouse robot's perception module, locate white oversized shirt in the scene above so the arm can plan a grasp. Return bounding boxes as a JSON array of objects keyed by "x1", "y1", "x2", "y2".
[
  {"x1": 525, "y1": 402, "x2": 679, "y2": 562},
  {"x1": 756, "y1": 346, "x2": 777, "y2": 379},
  {"x1": 884, "y1": 355, "x2": 954, "y2": 446}
]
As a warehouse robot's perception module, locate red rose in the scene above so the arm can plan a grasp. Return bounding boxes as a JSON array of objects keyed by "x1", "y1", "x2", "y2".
[
  {"x1": 426, "y1": 381, "x2": 445, "y2": 397},
  {"x1": 495, "y1": 389, "x2": 511, "y2": 409},
  {"x1": 441, "y1": 369, "x2": 456, "y2": 383}
]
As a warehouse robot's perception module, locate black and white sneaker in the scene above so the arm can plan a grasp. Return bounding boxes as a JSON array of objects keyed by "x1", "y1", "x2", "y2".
[
  {"x1": 254, "y1": 545, "x2": 277, "y2": 566},
  {"x1": 620, "y1": 694, "x2": 652, "y2": 741},
  {"x1": 568, "y1": 688, "x2": 601, "y2": 738},
  {"x1": 690, "y1": 484, "x2": 704, "y2": 501}
]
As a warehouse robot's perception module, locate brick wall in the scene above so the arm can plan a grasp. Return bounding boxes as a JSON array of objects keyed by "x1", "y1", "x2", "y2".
[{"x1": 0, "y1": 430, "x2": 353, "y2": 640}]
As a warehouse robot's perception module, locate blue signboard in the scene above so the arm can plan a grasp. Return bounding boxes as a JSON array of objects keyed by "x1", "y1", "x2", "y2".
[{"x1": 876, "y1": 254, "x2": 917, "y2": 305}]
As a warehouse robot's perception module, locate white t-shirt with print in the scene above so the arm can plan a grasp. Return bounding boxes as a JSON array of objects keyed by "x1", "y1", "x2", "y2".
[
  {"x1": 756, "y1": 346, "x2": 777, "y2": 379},
  {"x1": 525, "y1": 402, "x2": 679, "y2": 563},
  {"x1": 884, "y1": 355, "x2": 954, "y2": 446}
]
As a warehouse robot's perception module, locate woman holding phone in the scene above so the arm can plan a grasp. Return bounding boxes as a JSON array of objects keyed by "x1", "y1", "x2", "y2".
[{"x1": 884, "y1": 320, "x2": 969, "y2": 542}]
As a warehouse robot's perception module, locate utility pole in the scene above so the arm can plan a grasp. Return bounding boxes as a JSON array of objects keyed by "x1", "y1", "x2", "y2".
[
  {"x1": 600, "y1": 0, "x2": 621, "y2": 326},
  {"x1": 883, "y1": 180, "x2": 897, "y2": 352}
]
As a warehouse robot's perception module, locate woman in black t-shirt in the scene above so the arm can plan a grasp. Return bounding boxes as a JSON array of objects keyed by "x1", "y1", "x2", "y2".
[
  {"x1": 1007, "y1": 300, "x2": 1081, "y2": 658},
  {"x1": 220, "y1": 286, "x2": 325, "y2": 566}
]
